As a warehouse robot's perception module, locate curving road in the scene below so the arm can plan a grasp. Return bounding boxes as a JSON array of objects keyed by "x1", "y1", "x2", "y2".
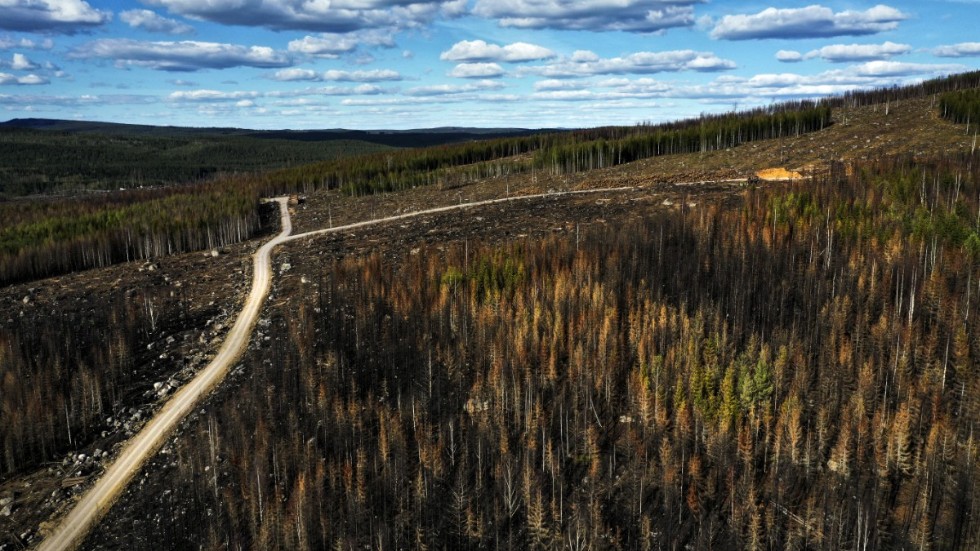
[
  {"x1": 36, "y1": 186, "x2": 638, "y2": 551},
  {"x1": 37, "y1": 197, "x2": 292, "y2": 551}
]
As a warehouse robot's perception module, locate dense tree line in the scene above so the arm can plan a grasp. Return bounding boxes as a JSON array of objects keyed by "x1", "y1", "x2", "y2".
[
  {"x1": 0, "y1": 184, "x2": 261, "y2": 285},
  {"x1": 266, "y1": 103, "x2": 831, "y2": 196},
  {"x1": 826, "y1": 70, "x2": 980, "y2": 109},
  {"x1": 940, "y1": 89, "x2": 980, "y2": 130},
  {"x1": 533, "y1": 104, "x2": 831, "y2": 174},
  {"x1": 90, "y1": 151, "x2": 980, "y2": 550}
]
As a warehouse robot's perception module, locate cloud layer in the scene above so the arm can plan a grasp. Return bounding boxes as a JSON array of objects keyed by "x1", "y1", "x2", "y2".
[
  {"x1": 711, "y1": 4, "x2": 906, "y2": 40},
  {"x1": 142, "y1": 0, "x2": 463, "y2": 33},
  {"x1": 286, "y1": 31, "x2": 397, "y2": 60},
  {"x1": 0, "y1": 36, "x2": 54, "y2": 50},
  {"x1": 449, "y1": 63, "x2": 505, "y2": 78},
  {"x1": 120, "y1": 9, "x2": 194, "y2": 35},
  {"x1": 70, "y1": 39, "x2": 292, "y2": 71},
  {"x1": 0, "y1": 72, "x2": 47, "y2": 85},
  {"x1": 0, "y1": 0, "x2": 110, "y2": 33},
  {"x1": 441, "y1": 40, "x2": 554, "y2": 63},
  {"x1": 272, "y1": 68, "x2": 403, "y2": 82},
  {"x1": 473, "y1": 0, "x2": 702, "y2": 32},
  {"x1": 778, "y1": 41, "x2": 911, "y2": 63},
  {"x1": 933, "y1": 42, "x2": 980, "y2": 58},
  {"x1": 525, "y1": 50, "x2": 736, "y2": 78},
  {"x1": 0, "y1": 0, "x2": 974, "y2": 129}
]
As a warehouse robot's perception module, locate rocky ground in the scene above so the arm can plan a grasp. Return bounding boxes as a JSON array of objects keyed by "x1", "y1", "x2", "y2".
[
  {"x1": 0, "y1": 204, "x2": 279, "y2": 549},
  {"x1": 82, "y1": 179, "x2": 746, "y2": 550}
]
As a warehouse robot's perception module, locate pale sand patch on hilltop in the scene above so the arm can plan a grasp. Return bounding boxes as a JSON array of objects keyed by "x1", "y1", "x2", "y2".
[{"x1": 756, "y1": 167, "x2": 803, "y2": 180}]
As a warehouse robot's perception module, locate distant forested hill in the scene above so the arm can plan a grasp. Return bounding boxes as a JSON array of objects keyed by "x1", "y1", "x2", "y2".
[{"x1": 0, "y1": 119, "x2": 542, "y2": 197}]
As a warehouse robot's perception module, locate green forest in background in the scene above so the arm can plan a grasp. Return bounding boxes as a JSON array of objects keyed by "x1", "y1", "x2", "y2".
[{"x1": 0, "y1": 129, "x2": 391, "y2": 197}]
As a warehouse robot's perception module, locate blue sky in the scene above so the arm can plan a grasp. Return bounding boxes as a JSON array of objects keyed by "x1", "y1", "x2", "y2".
[{"x1": 0, "y1": 0, "x2": 977, "y2": 129}]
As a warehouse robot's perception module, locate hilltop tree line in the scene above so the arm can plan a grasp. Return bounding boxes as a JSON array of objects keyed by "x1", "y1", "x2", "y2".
[
  {"x1": 826, "y1": 70, "x2": 980, "y2": 109},
  {"x1": 532, "y1": 103, "x2": 830, "y2": 175},
  {"x1": 0, "y1": 184, "x2": 262, "y2": 285},
  {"x1": 266, "y1": 102, "x2": 831, "y2": 195},
  {"x1": 88, "y1": 151, "x2": 980, "y2": 550},
  {"x1": 940, "y1": 89, "x2": 980, "y2": 131}
]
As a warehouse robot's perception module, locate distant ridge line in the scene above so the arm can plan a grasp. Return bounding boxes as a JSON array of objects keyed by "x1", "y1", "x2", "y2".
[{"x1": 0, "y1": 118, "x2": 559, "y2": 148}]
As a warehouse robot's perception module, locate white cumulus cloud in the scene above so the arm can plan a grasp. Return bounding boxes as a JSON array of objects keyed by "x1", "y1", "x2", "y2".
[
  {"x1": 474, "y1": 0, "x2": 703, "y2": 33},
  {"x1": 524, "y1": 50, "x2": 736, "y2": 78},
  {"x1": 689, "y1": 61, "x2": 968, "y2": 101},
  {"x1": 287, "y1": 31, "x2": 395, "y2": 59},
  {"x1": 0, "y1": 72, "x2": 48, "y2": 85},
  {"x1": 10, "y1": 53, "x2": 36, "y2": 70},
  {"x1": 776, "y1": 50, "x2": 803, "y2": 62},
  {"x1": 322, "y1": 69, "x2": 401, "y2": 82},
  {"x1": 0, "y1": 36, "x2": 54, "y2": 50},
  {"x1": 266, "y1": 85, "x2": 390, "y2": 99},
  {"x1": 0, "y1": 0, "x2": 109, "y2": 34},
  {"x1": 933, "y1": 42, "x2": 980, "y2": 58},
  {"x1": 272, "y1": 68, "x2": 402, "y2": 82},
  {"x1": 71, "y1": 39, "x2": 292, "y2": 72},
  {"x1": 803, "y1": 41, "x2": 910, "y2": 62},
  {"x1": 848, "y1": 60, "x2": 964, "y2": 78},
  {"x1": 711, "y1": 4, "x2": 907, "y2": 40},
  {"x1": 120, "y1": 9, "x2": 194, "y2": 35},
  {"x1": 440, "y1": 40, "x2": 555, "y2": 62},
  {"x1": 533, "y1": 79, "x2": 589, "y2": 91},
  {"x1": 141, "y1": 0, "x2": 459, "y2": 33},
  {"x1": 406, "y1": 79, "x2": 504, "y2": 97},
  {"x1": 272, "y1": 68, "x2": 319, "y2": 81},
  {"x1": 449, "y1": 62, "x2": 505, "y2": 78},
  {"x1": 168, "y1": 89, "x2": 261, "y2": 102}
]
